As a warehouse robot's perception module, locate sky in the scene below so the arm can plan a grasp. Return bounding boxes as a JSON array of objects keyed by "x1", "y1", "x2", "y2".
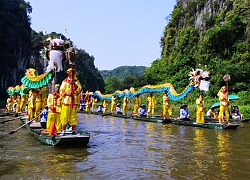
[{"x1": 27, "y1": 0, "x2": 176, "y2": 70}]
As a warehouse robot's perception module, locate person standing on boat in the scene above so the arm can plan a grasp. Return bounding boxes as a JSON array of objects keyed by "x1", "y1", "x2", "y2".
[
  {"x1": 122, "y1": 96, "x2": 129, "y2": 115},
  {"x1": 110, "y1": 95, "x2": 117, "y2": 114},
  {"x1": 217, "y1": 86, "x2": 229, "y2": 123},
  {"x1": 146, "y1": 92, "x2": 156, "y2": 117},
  {"x1": 196, "y1": 94, "x2": 205, "y2": 123},
  {"x1": 6, "y1": 95, "x2": 13, "y2": 112},
  {"x1": 132, "y1": 94, "x2": 140, "y2": 115},
  {"x1": 60, "y1": 68, "x2": 82, "y2": 135},
  {"x1": 162, "y1": 92, "x2": 172, "y2": 119},
  {"x1": 180, "y1": 104, "x2": 190, "y2": 121},
  {"x1": 35, "y1": 86, "x2": 47, "y2": 118},
  {"x1": 103, "y1": 100, "x2": 109, "y2": 113},
  {"x1": 84, "y1": 90, "x2": 91, "y2": 111},
  {"x1": 19, "y1": 93, "x2": 27, "y2": 112},
  {"x1": 46, "y1": 84, "x2": 62, "y2": 132},
  {"x1": 91, "y1": 95, "x2": 98, "y2": 112},
  {"x1": 27, "y1": 89, "x2": 36, "y2": 120}
]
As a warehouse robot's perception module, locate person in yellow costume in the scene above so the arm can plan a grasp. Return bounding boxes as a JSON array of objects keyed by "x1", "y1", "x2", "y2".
[
  {"x1": 19, "y1": 94, "x2": 27, "y2": 112},
  {"x1": 132, "y1": 94, "x2": 140, "y2": 115},
  {"x1": 15, "y1": 94, "x2": 21, "y2": 113},
  {"x1": 196, "y1": 93, "x2": 205, "y2": 123},
  {"x1": 27, "y1": 89, "x2": 36, "y2": 120},
  {"x1": 146, "y1": 92, "x2": 156, "y2": 117},
  {"x1": 122, "y1": 96, "x2": 129, "y2": 115},
  {"x1": 217, "y1": 86, "x2": 229, "y2": 123},
  {"x1": 162, "y1": 92, "x2": 172, "y2": 119},
  {"x1": 60, "y1": 68, "x2": 82, "y2": 135},
  {"x1": 46, "y1": 84, "x2": 62, "y2": 132},
  {"x1": 35, "y1": 86, "x2": 47, "y2": 118},
  {"x1": 6, "y1": 95, "x2": 13, "y2": 112},
  {"x1": 103, "y1": 100, "x2": 109, "y2": 113},
  {"x1": 84, "y1": 90, "x2": 91, "y2": 111},
  {"x1": 91, "y1": 96, "x2": 98, "y2": 112},
  {"x1": 110, "y1": 95, "x2": 117, "y2": 114}
]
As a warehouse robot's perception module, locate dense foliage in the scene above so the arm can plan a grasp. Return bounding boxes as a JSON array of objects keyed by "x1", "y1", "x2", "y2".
[
  {"x1": 100, "y1": 66, "x2": 146, "y2": 81},
  {"x1": 144, "y1": 0, "x2": 250, "y2": 102},
  {"x1": 101, "y1": 66, "x2": 147, "y2": 93},
  {"x1": 0, "y1": 0, "x2": 32, "y2": 98}
]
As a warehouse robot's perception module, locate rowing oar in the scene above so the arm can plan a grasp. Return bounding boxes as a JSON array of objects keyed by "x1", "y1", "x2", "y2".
[
  {"x1": 0, "y1": 117, "x2": 21, "y2": 124},
  {"x1": 8, "y1": 113, "x2": 42, "y2": 135}
]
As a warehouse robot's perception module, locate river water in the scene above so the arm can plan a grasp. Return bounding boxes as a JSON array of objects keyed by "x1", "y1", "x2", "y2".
[{"x1": 0, "y1": 113, "x2": 250, "y2": 180}]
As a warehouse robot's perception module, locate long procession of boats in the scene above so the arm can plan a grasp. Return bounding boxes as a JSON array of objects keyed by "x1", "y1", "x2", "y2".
[
  {"x1": 78, "y1": 110, "x2": 248, "y2": 130},
  {"x1": 0, "y1": 104, "x2": 247, "y2": 148}
]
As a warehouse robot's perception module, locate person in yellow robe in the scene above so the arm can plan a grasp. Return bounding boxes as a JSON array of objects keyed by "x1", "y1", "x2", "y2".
[
  {"x1": 146, "y1": 92, "x2": 156, "y2": 117},
  {"x1": 122, "y1": 96, "x2": 129, "y2": 115},
  {"x1": 46, "y1": 84, "x2": 62, "y2": 132},
  {"x1": 110, "y1": 95, "x2": 117, "y2": 114},
  {"x1": 162, "y1": 92, "x2": 172, "y2": 119},
  {"x1": 6, "y1": 95, "x2": 13, "y2": 112},
  {"x1": 103, "y1": 100, "x2": 109, "y2": 113},
  {"x1": 217, "y1": 86, "x2": 229, "y2": 123},
  {"x1": 35, "y1": 86, "x2": 47, "y2": 117},
  {"x1": 196, "y1": 93, "x2": 205, "y2": 123},
  {"x1": 132, "y1": 94, "x2": 140, "y2": 115},
  {"x1": 91, "y1": 96, "x2": 98, "y2": 112},
  {"x1": 84, "y1": 90, "x2": 91, "y2": 111},
  {"x1": 27, "y1": 89, "x2": 36, "y2": 120},
  {"x1": 60, "y1": 68, "x2": 82, "y2": 135},
  {"x1": 19, "y1": 94, "x2": 27, "y2": 112}
]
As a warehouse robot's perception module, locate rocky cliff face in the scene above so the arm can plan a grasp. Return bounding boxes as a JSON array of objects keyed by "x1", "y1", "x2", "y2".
[{"x1": 0, "y1": 0, "x2": 31, "y2": 98}]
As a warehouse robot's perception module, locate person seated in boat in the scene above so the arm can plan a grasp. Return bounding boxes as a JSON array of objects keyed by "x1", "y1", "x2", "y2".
[
  {"x1": 138, "y1": 104, "x2": 147, "y2": 117},
  {"x1": 97, "y1": 104, "x2": 104, "y2": 113},
  {"x1": 116, "y1": 103, "x2": 123, "y2": 114},
  {"x1": 79, "y1": 100, "x2": 86, "y2": 111},
  {"x1": 206, "y1": 108, "x2": 214, "y2": 118},
  {"x1": 40, "y1": 105, "x2": 49, "y2": 129},
  {"x1": 196, "y1": 93, "x2": 205, "y2": 123},
  {"x1": 213, "y1": 111, "x2": 219, "y2": 119},
  {"x1": 231, "y1": 106, "x2": 243, "y2": 120},
  {"x1": 180, "y1": 104, "x2": 190, "y2": 121}
]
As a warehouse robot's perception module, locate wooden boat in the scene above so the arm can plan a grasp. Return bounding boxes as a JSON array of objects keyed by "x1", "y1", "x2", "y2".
[
  {"x1": 172, "y1": 119, "x2": 240, "y2": 129},
  {"x1": 19, "y1": 117, "x2": 90, "y2": 147},
  {"x1": 131, "y1": 115, "x2": 172, "y2": 123},
  {"x1": 204, "y1": 116, "x2": 249, "y2": 123}
]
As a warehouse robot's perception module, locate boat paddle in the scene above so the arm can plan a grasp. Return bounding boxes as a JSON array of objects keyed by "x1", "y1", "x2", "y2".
[{"x1": 8, "y1": 113, "x2": 42, "y2": 135}]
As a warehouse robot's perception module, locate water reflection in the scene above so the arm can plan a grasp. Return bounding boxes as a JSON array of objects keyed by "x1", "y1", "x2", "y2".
[{"x1": 1, "y1": 114, "x2": 250, "y2": 179}]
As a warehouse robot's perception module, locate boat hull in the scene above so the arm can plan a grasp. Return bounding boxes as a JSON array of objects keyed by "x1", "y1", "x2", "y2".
[
  {"x1": 20, "y1": 119, "x2": 90, "y2": 147},
  {"x1": 172, "y1": 119, "x2": 239, "y2": 129}
]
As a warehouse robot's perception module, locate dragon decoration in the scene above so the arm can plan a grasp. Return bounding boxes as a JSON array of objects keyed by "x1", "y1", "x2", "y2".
[
  {"x1": 10, "y1": 30, "x2": 211, "y2": 100},
  {"x1": 92, "y1": 68, "x2": 211, "y2": 101},
  {"x1": 7, "y1": 84, "x2": 29, "y2": 96},
  {"x1": 19, "y1": 33, "x2": 78, "y2": 90}
]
